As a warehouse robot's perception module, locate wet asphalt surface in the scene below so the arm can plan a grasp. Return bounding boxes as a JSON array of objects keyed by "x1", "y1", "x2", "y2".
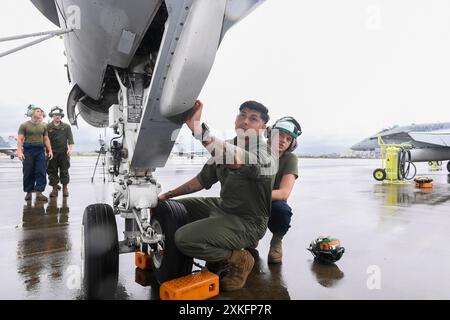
[{"x1": 1, "y1": 156, "x2": 450, "y2": 299}]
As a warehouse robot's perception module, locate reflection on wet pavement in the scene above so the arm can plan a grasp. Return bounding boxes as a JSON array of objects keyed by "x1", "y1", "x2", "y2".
[
  {"x1": 17, "y1": 197, "x2": 71, "y2": 293},
  {"x1": 310, "y1": 259, "x2": 344, "y2": 288},
  {"x1": 2, "y1": 157, "x2": 450, "y2": 299},
  {"x1": 373, "y1": 182, "x2": 450, "y2": 208},
  {"x1": 133, "y1": 268, "x2": 160, "y2": 300}
]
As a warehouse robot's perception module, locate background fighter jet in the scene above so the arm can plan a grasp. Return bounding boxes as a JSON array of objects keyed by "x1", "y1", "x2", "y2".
[
  {"x1": 351, "y1": 122, "x2": 450, "y2": 172},
  {"x1": 0, "y1": 136, "x2": 17, "y2": 159}
]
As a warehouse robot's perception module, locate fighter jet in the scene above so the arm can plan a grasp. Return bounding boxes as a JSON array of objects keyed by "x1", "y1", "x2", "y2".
[
  {"x1": 32, "y1": 0, "x2": 267, "y2": 298},
  {"x1": 0, "y1": 136, "x2": 17, "y2": 159},
  {"x1": 351, "y1": 122, "x2": 450, "y2": 172}
]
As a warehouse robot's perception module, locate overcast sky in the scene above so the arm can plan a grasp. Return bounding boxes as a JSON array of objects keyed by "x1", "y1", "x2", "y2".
[{"x1": 1, "y1": 0, "x2": 450, "y2": 154}]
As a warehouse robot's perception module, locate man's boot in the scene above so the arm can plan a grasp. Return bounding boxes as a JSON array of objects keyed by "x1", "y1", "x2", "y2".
[
  {"x1": 36, "y1": 192, "x2": 48, "y2": 202},
  {"x1": 268, "y1": 236, "x2": 283, "y2": 264},
  {"x1": 62, "y1": 185, "x2": 69, "y2": 197},
  {"x1": 220, "y1": 249, "x2": 254, "y2": 292},
  {"x1": 49, "y1": 186, "x2": 58, "y2": 197},
  {"x1": 24, "y1": 192, "x2": 32, "y2": 201}
]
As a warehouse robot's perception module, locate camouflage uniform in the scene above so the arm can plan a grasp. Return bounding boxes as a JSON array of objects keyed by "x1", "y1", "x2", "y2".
[{"x1": 47, "y1": 122, "x2": 74, "y2": 187}]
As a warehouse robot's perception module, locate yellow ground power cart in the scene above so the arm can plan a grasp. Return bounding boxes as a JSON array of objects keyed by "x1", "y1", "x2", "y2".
[{"x1": 372, "y1": 136, "x2": 416, "y2": 184}]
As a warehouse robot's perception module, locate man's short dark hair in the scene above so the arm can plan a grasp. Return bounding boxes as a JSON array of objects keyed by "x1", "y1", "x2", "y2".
[{"x1": 239, "y1": 100, "x2": 269, "y2": 123}]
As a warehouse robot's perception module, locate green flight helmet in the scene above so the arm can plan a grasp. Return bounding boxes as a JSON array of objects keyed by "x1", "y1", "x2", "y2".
[
  {"x1": 307, "y1": 236, "x2": 345, "y2": 264},
  {"x1": 49, "y1": 106, "x2": 65, "y2": 118},
  {"x1": 269, "y1": 116, "x2": 302, "y2": 152},
  {"x1": 273, "y1": 116, "x2": 302, "y2": 139},
  {"x1": 26, "y1": 104, "x2": 46, "y2": 118}
]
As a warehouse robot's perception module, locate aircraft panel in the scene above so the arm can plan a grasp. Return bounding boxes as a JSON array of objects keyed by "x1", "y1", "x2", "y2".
[{"x1": 409, "y1": 132, "x2": 450, "y2": 147}]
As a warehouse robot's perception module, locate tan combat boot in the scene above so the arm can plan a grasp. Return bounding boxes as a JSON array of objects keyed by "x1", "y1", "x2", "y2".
[
  {"x1": 268, "y1": 239, "x2": 283, "y2": 264},
  {"x1": 24, "y1": 192, "x2": 32, "y2": 201},
  {"x1": 36, "y1": 192, "x2": 48, "y2": 202},
  {"x1": 62, "y1": 185, "x2": 69, "y2": 197},
  {"x1": 49, "y1": 186, "x2": 58, "y2": 197},
  {"x1": 220, "y1": 249, "x2": 254, "y2": 292}
]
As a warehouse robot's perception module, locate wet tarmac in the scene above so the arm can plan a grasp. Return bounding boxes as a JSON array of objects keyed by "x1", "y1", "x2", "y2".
[{"x1": 1, "y1": 156, "x2": 450, "y2": 299}]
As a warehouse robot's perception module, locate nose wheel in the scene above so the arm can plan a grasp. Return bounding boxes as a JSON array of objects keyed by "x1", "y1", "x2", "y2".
[{"x1": 82, "y1": 203, "x2": 119, "y2": 299}]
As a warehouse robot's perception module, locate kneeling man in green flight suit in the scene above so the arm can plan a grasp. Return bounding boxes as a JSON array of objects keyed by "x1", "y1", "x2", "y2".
[{"x1": 159, "y1": 100, "x2": 277, "y2": 291}]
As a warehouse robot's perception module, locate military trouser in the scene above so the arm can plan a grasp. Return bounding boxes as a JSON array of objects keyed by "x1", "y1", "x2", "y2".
[
  {"x1": 47, "y1": 151, "x2": 70, "y2": 186},
  {"x1": 268, "y1": 200, "x2": 293, "y2": 236},
  {"x1": 22, "y1": 144, "x2": 47, "y2": 193},
  {"x1": 174, "y1": 197, "x2": 264, "y2": 263}
]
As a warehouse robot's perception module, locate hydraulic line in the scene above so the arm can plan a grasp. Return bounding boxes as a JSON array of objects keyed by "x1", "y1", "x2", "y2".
[{"x1": 398, "y1": 147, "x2": 416, "y2": 180}]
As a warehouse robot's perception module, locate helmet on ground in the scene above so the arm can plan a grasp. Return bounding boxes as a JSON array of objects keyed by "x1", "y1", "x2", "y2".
[
  {"x1": 49, "y1": 106, "x2": 64, "y2": 118},
  {"x1": 307, "y1": 236, "x2": 345, "y2": 264}
]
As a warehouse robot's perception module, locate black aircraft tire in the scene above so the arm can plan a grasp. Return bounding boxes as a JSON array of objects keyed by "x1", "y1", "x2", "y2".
[
  {"x1": 447, "y1": 161, "x2": 450, "y2": 173},
  {"x1": 373, "y1": 168, "x2": 386, "y2": 181},
  {"x1": 82, "y1": 203, "x2": 119, "y2": 299},
  {"x1": 150, "y1": 200, "x2": 193, "y2": 284}
]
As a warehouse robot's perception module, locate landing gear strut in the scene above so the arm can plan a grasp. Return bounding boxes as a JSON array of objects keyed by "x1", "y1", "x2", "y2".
[{"x1": 81, "y1": 68, "x2": 192, "y2": 298}]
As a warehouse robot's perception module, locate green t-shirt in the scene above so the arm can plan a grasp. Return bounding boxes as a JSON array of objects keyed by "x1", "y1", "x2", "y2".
[
  {"x1": 273, "y1": 152, "x2": 298, "y2": 190},
  {"x1": 197, "y1": 136, "x2": 277, "y2": 226},
  {"x1": 18, "y1": 121, "x2": 47, "y2": 145},
  {"x1": 47, "y1": 122, "x2": 74, "y2": 153}
]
